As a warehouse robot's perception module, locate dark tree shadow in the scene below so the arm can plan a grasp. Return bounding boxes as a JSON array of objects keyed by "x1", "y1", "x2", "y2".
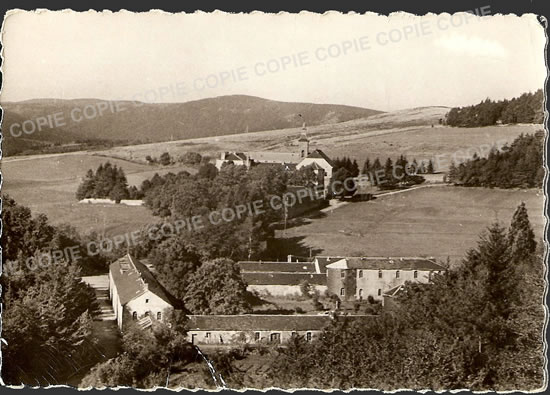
[{"x1": 262, "y1": 236, "x2": 324, "y2": 261}]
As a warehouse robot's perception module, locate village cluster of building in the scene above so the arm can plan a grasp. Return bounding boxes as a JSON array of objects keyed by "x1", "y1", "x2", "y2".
[
  {"x1": 215, "y1": 131, "x2": 335, "y2": 196},
  {"x1": 108, "y1": 253, "x2": 445, "y2": 346},
  {"x1": 107, "y1": 133, "x2": 445, "y2": 346}
]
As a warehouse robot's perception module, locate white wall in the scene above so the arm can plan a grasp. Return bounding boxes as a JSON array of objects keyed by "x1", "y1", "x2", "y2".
[
  {"x1": 355, "y1": 269, "x2": 436, "y2": 300},
  {"x1": 108, "y1": 271, "x2": 124, "y2": 329},
  {"x1": 249, "y1": 284, "x2": 327, "y2": 297},
  {"x1": 126, "y1": 291, "x2": 173, "y2": 324}
]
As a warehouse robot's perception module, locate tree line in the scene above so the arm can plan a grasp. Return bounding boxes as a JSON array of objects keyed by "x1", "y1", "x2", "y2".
[
  {"x1": 329, "y1": 155, "x2": 430, "y2": 198},
  {"x1": 446, "y1": 89, "x2": 543, "y2": 127},
  {"x1": 76, "y1": 162, "x2": 143, "y2": 202},
  {"x1": 448, "y1": 132, "x2": 544, "y2": 188}
]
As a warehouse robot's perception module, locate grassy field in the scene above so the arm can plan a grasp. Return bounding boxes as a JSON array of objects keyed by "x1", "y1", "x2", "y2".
[
  {"x1": 1, "y1": 106, "x2": 543, "y2": 243},
  {"x1": 272, "y1": 186, "x2": 545, "y2": 265},
  {"x1": 1, "y1": 153, "x2": 196, "y2": 237},
  {"x1": 88, "y1": 107, "x2": 540, "y2": 171}
]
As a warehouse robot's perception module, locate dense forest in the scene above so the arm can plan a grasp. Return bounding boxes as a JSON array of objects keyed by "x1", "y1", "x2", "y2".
[
  {"x1": 0, "y1": 196, "x2": 102, "y2": 385},
  {"x1": 448, "y1": 133, "x2": 544, "y2": 188},
  {"x1": 446, "y1": 89, "x2": 543, "y2": 127}
]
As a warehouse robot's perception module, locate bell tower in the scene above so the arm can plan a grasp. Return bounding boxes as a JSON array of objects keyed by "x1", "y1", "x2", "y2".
[{"x1": 298, "y1": 124, "x2": 309, "y2": 158}]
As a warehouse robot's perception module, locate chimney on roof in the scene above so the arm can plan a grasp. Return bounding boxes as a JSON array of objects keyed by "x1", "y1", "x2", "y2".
[{"x1": 288, "y1": 255, "x2": 292, "y2": 262}]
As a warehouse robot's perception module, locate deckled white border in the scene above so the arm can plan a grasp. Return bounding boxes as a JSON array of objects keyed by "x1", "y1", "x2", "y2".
[{"x1": 0, "y1": 9, "x2": 548, "y2": 393}]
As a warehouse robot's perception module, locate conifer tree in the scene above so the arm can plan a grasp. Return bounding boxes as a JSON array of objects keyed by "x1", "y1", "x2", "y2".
[
  {"x1": 508, "y1": 202, "x2": 537, "y2": 262},
  {"x1": 362, "y1": 158, "x2": 371, "y2": 175}
]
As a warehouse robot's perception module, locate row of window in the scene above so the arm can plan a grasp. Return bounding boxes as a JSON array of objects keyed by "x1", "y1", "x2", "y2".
[
  {"x1": 203, "y1": 331, "x2": 313, "y2": 342},
  {"x1": 342, "y1": 270, "x2": 419, "y2": 279},
  {"x1": 132, "y1": 311, "x2": 162, "y2": 320},
  {"x1": 340, "y1": 288, "x2": 382, "y2": 296}
]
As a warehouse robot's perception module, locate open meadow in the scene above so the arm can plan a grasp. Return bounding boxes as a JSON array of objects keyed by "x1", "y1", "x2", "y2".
[
  {"x1": 90, "y1": 107, "x2": 540, "y2": 171},
  {"x1": 272, "y1": 186, "x2": 545, "y2": 265},
  {"x1": 1, "y1": 153, "x2": 196, "y2": 236},
  {"x1": 1, "y1": 107, "x2": 543, "y2": 241}
]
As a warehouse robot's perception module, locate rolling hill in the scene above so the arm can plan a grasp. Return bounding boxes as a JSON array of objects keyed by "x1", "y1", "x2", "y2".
[{"x1": 0, "y1": 95, "x2": 382, "y2": 156}]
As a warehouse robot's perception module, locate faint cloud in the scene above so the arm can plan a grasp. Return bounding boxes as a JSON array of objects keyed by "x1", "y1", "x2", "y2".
[{"x1": 434, "y1": 34, "x2": 509, "y2": 59}]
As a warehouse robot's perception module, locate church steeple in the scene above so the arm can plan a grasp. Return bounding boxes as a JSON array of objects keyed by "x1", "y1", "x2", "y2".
[{"x1": 298, "y1": 129, "x2": 310, "y2": 158}]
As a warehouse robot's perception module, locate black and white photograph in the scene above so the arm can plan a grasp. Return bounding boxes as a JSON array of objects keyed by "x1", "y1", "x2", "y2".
[{"x1": 0, "y1": 6, "x2": 547, "y2": 391}]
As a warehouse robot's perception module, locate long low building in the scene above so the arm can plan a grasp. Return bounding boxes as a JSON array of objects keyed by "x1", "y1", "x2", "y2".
[
  {"x1": 238, "y1": 261, "x2": 316, "y2": 273},
  {"x1": 186, "y1": 314, "x2": 370, "y2": 346},
  {"x1": 243, "y1": 272, "x2": 327, "y2": 296}
]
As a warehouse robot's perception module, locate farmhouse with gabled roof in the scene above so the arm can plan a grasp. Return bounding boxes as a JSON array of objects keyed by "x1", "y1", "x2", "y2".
[{"x1": 109, "y1": 254, "x2": 176, "y2": 330}]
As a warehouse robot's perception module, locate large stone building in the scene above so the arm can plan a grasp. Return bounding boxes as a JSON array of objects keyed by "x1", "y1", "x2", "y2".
[
  {"x1": 325, "y1": 257, "x2": 446, "y2": 302},
  {"x1": 109, "y1": 254, "x2": 175, "y2": 330}
]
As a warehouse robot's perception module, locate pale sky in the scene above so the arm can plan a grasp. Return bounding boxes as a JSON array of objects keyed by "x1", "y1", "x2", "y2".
[{"x1": 0, "y1": 10, "x2": 546, "y2": 111}]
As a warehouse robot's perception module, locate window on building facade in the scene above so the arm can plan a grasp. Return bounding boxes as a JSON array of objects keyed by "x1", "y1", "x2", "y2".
[
  {"x1": 378, "y1": 270, "x2": 383, "y2": 278},
  {"x1": 306, "y1": 332, "x2": 312, "y2": 342},
  {"x1": 145, "y1": 311, "x2": 150, "y2": 317},
  {"x1": 145, "y1": 298, "x2": 149, "y2": 303},
  {"x1": 255, "y1": 332, "x2": 260, "y2": 341},
  {"x1": 341, "y1": 271, "x2": 345, "y2": 278},
  {"x1": 358, "y1": 270, "x2": 363, "y2": 278},
  {"x1": 157, "y1": 312, "x2": 162, "y2": 320},
  {"x1": 270, "y1": 333, "x2": 281, "y2": 343},
  {"x1": 396, "y1": 270, "x2": 400, "y2": 278},
  {"x1": 359, "y1": 289, "x2": 363, "y2": 298},
  {"x1": 414, "y1": 270, "x2": 418, "y2": 278},
  {"x1": 206, "y1": 332, "x2": 211, "y2": 338},
  {"x1": 378, "y1": 289, "x2": 381, "y2": 296},
  {"x1": 132, "y1": 312, "x2": 137, "y2": 320},
  {"x1": 340, "y1": 288, "x2": 345, "y2": 296}
]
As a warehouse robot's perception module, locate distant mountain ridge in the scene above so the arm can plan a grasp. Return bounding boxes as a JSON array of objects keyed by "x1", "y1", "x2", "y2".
[{"x1": 1, "y1": 95, "x2": 382, "y2": 156}]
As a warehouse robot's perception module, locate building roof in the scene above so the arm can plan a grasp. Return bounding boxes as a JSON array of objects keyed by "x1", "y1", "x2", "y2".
[
  {"x1": 325, "y1": 257, "x2": 445, "y2": 271},
  {"x1": 186, "y1": 314, "x2": 332, "y2": 331},
  {"x1": 109, "y1": 254, "x2": 174, "y2": 306},
  {"x1": 248, "y1": 151, "x2": 302, "y2": 164},
  {"x1": 239, "y1": 261, "x2": 316, "y2": 273},
  {"x1": 315, "y1": 256, "x2": 347, "y2": 273},
  {"x1": 305, "y1": 149, "x2": 334, "y2": 167},
  {"x1": 243, "y1": 272, "x2": 327, "y2": 285}
]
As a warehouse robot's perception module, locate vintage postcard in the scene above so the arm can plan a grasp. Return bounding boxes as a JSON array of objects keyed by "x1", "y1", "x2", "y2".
[{"x1": 0, "y1": 8, "x2": 547, "y2": 391}]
